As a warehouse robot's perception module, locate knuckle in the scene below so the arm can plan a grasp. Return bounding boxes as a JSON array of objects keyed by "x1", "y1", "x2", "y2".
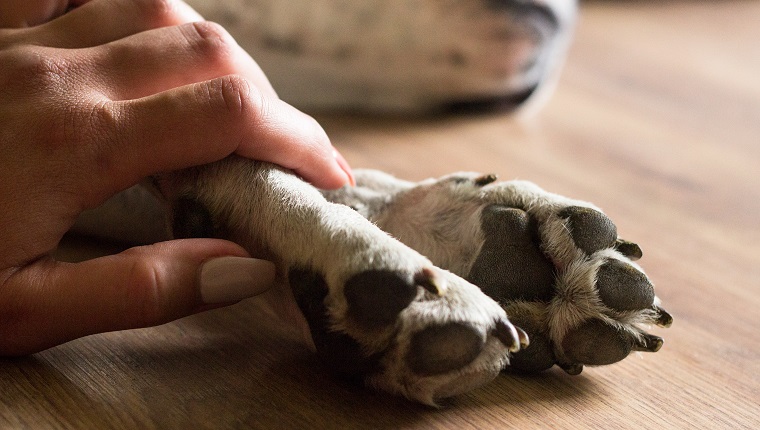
[
  {"x1": 0, "y1": 46, "x2": 69, "y2": 92},
  {"x1": 211, "y1": 75, "x2": 260, "y2": 120},
  {"x1": 62, "y1": 101, "x2": 127, "y2": 204},
  {"x1": 85, "y1": 100, "x2": 122, "y2": 142},
  {"x1": 0, "y1": 47, "x2": 102, "y2": 151},
  {"x1": 123, "y1": 255, "x2": 167, "y2": 328},
  {"x1": 184, "y1": 21, "x2": 236, "y2": 65},
  {"x1": 88, "y1": 102, "x2": 138, "y2": 199},
  {"x1": 133, "y1": 0, "x2": 182, "y2": 26}
]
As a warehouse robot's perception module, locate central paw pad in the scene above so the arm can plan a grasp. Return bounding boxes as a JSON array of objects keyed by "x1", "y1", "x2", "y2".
[{"x1": 407, "y1": 323, "x2": 485, "y2": 376}]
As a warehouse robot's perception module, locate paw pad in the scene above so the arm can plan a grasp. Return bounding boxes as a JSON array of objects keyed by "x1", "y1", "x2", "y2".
[
  {"x1": 596, "y1": 259, "x2": 655, "y2": 311},
  {"x1": 290, "y1": 268, "x2": 381, "y2": 377},
  {"x1": 561, "y1": 320, "x2": 633, "y2": 366},
  {"x1": 171, "y1": 196, "x2": 215, "y2": 239},
  {"x1": 407, "y1": 323, "x2": 485, "y2": 376},
  {"x1": 344, "y1": 270, "x2": 418, "y2": 328},
  {"x1": 291, "y1": 264, "x2": 518, "y2": 403},
  {"x1": 506, "y1": 313, "x2": 555, "y2": 373},
  {"x1": 468, "y1": 205, "x2": 554, "y2": 302},
  {"x1": 559, "y1": 206, "x2": 617, "y2": 255}
]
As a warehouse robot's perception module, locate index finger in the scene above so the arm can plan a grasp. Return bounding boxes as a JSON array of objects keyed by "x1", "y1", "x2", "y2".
[{"x1": 88, "y1": 76, "x2": 352, "y2": 202}]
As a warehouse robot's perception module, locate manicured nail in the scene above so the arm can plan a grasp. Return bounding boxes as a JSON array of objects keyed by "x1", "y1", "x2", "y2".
[
  {"x1": 333, "y1": 149, "x2": 356, "y2": 187},
  {"x1": 199, "y1": 256, "x2": 276, "y2": 304}
]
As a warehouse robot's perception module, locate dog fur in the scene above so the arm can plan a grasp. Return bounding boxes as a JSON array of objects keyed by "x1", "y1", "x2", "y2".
[{"x1": 185, "y1": 0, "x2": 577, "y2": 113}]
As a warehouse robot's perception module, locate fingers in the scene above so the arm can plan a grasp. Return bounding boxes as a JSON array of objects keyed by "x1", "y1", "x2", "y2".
[
  {"x1": 26, "y1": 0, "x2": 204, "y2": 47},
  {"x1": 231, "y1": 95, "x2": 355, "y2": 190},
  {"x1": 90, "y1": 77, "x2": 350, "y2": 197},
  {"x1": 0, "y1": 0, "x2": 69, "y2": 28},
  {"x1": 4, "y1": 0, "x2": 354, "y2": 198},
  {"x1": 0, "y1": 239, "x2": 276, "y2": 356},
  {"x1": 89, "y1": 21, "x2": 276, "y2": 100},
  {"x1": 14, "y1": 0, "x2": 277, "y2": 98}
]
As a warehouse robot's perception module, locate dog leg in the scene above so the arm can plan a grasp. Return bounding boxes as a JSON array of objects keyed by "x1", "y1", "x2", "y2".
[{"x1": 158, "y1": 157, "x2": 527, "y2": 405}]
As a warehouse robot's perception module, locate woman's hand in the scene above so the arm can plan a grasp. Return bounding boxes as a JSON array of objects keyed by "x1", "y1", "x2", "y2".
[{"x1": 0, "y1": 0, "x2": 353, "y2": 355}]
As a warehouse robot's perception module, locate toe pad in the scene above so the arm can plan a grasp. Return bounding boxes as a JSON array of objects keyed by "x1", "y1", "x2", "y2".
[{"x1": 560, "y1": 206, "x2": 617, "y2": 255}]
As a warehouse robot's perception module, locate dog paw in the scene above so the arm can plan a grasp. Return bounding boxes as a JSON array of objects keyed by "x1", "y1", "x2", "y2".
[
  {"x1": 163, "y1": 160, "x2": 532, "y2": 405},
  {"x1": 463, "y1": 176, "x2": 673, "y2": 374},
  {"x1": 470, "y1": 199, "x2": 672, "y2": 374},
  {"x1": 288, "y1": 260, "x2": 527, "y2": 405},
  {"x1": 331, "y1": 171, "x2": 672, "y2": 375}
]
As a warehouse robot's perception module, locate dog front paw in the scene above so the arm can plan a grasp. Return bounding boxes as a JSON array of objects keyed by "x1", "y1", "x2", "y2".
[
  {"x1": 162, "y1": 160, "x2": 531, "y2": 405},
  {"x1": 288, "y1": 261, "x2": 526, "y2": 406}
]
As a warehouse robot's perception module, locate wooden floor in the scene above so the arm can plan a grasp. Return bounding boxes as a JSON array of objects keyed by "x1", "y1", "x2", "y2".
[{"x1": 3, "y1": 1, "x2": 759, "y2": 428}]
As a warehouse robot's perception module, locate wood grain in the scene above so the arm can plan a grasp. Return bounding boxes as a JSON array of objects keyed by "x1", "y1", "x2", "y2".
[{"x1": 3, "y1": 1, "x2": 759, "y2": 428}]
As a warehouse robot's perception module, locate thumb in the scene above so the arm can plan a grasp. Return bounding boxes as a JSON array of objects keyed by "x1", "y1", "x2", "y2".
[{"x1": 0, "y1": 239, "x2": 275, "y2": 356}]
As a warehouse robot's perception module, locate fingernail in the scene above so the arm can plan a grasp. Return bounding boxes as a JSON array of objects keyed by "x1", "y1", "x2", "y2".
[
  {"x1": 333, "y1": 149, "x2": 356, "y2": 187},
  {"x1": 199, "y1": 256, "x2": 276, "y2": 304}
]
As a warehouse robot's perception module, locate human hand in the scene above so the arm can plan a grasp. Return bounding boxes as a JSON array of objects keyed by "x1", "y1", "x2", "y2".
[{"x1": 0, "y1": 0, "x2": 354, "y2": 356}]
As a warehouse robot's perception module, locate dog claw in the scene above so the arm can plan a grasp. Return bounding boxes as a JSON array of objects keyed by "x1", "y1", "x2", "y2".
[
  {"x1": 615, "y1": 239, "x2": 643, "y2": 260},
  {"x1": 633, "y1": 334, "x2": 664, "y2": 353},
  {"x1": 493, "y1": 319, "x2": 521, "y2": 353},
  {"x1": 654, "y1": 306, "x2": 673, "y2": 327},
  {"x1": 415, "y1": 267, "x2": 447, "y2": 296},
  {"x1": 516, "y1": 326, "x2": 530, "y2": 349},
  {"x1": 474, "y1": 174, "x2": 498, "y2": 187}
]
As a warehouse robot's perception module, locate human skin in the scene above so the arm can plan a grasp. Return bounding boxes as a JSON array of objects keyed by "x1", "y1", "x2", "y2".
[{"x1": 0, "y1": 0, "x2": 354, "y2": 355}]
